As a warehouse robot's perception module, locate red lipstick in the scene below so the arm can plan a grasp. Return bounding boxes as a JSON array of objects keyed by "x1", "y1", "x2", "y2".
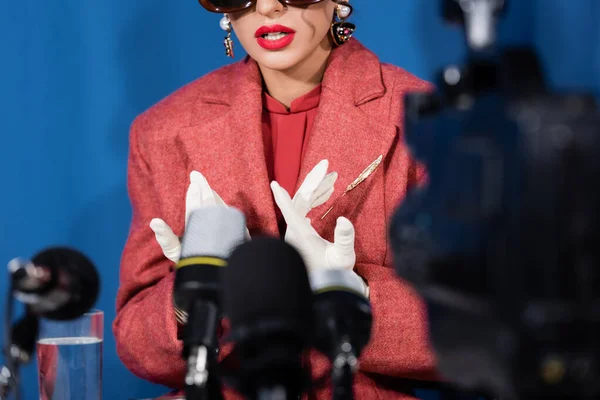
[{"x1": 255, "y1": 24, "x2": 296, "y2": 51}]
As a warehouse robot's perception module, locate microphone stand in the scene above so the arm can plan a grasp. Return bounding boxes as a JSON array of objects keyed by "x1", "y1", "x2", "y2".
[
  {"x1": 182, "y1": 298, "x2": 224, "y2": 400},
  {"x1": 331, "y1": 340, "x2": 357, "y2": 400},
  {"x1": 257, "y1": 385, "x2": 295, "y2": 400},
  {"x1": 2, "y1": 279, "x2": 38, "y2": 400},
  {"x1": 0, "y1": 358, "x2": 17, "y2": 400},
  {"x1": 1, "y1": 315, "x2": 39, "y2": 400},
  {"x1": 1, "y1": 278, "x2": 18, "y2": 400}
]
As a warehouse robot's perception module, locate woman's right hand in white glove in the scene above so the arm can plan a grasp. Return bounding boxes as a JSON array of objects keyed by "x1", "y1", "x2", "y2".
[{"x1": 149, "y1": 171, "x2": 227, "y2": 263}]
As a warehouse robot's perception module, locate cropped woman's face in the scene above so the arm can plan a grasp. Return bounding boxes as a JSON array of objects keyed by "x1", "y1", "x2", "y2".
[{"x1": 229, "y1": 0, "x2": 337, "y2": 72}]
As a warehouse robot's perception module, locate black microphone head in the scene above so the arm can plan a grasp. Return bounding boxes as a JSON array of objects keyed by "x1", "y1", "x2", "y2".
[
  {"x1": 31, "y1": 247, "x2": 99, "y2": 321},
  {"x1": 222, "y1": 237, "x2": 313, "y2": 398},
  {"x1": 223, "y1": 237, "x2": 313, "y2": 338}
]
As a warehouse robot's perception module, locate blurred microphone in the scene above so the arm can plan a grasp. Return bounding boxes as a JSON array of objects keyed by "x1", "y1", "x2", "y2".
[
  {"x1": 309, "y1": 269, "x2": 372, "y2": 400},
  {"x1": 223, "y1": 237, "x2": 313, "y2": 400},
  {"x1": 3, "y1": 247, "x2": 98, "y2": 400},
  {"x1": 173, "y1": 206, "x2": 247, "y2": 400},
  {"x1": 8, "y1": 247, "x2": 99, "y2": 321}
]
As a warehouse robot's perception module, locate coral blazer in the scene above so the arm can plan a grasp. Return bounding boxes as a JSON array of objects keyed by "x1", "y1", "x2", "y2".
[{"x1": 113, "y1": 39, "x2": 437, "y2": 399}]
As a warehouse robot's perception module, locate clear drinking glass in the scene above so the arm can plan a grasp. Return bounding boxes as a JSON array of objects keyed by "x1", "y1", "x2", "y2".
[{"x1": 36, "y1": 310, "x2": 103, "y2": 400}]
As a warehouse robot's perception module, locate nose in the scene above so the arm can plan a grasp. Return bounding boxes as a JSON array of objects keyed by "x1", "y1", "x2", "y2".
[{"x1": 255, "y1": 0, "x2": 285, "y2": 18}]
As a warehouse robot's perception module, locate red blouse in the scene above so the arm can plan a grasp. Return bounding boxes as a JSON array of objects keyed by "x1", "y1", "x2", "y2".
[{"x1": 261, "y1": 84, "x2": 322, "y2": 196}]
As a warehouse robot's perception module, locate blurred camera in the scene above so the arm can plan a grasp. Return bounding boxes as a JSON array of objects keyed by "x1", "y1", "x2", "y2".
[{"x1": 391, "y1": 1, "x2": 600, "y2": 399}]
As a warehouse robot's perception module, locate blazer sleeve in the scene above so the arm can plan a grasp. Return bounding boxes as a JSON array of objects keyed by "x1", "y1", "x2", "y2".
[
  {"x1": 354, "y1": 262, "x2": 438, "y2": 380},
  {"x1": 113, "y1": 117, "x2": 186, "y2": 388},
  {"x1": 353, "y1": 131, "x2": 438, "y2": 381}
]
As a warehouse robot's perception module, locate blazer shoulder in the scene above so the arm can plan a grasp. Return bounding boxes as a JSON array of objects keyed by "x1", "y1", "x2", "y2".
[
  {"x1": 381, "y1": 63, "x2": 433, "y2": 94},
  {"x1": 379, "y1": 63, "x2": 434, "y2": 127},
  {"x1": 130, "y1": 63, "x2": 239, "y2": 144}
]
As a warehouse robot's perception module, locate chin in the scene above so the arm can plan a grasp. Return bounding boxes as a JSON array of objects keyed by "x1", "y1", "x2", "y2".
[{"x1": 250, "y1": 50, "x2": 305, "y2": 72}]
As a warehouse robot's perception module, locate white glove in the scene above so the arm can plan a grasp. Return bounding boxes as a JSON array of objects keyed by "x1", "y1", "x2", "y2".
[
  {"x1": 292, "y1": 159, "x2": 337, "y2": 221},
  {"x1": 150, "y1": 171, "x2": 228, "y2": 263},
  {"x1": 151, "y1": 160, "x2": 336, "y2": 264},
  {"x1": 271, "y1": 180, "x2": 356, "y2": 271}
]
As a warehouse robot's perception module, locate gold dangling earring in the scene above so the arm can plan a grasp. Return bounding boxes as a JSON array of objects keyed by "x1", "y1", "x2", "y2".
[
  {"x1": 220, "y1": 14, "x2": 234, "y2": 58},
  {"x1": 330, "y1": 1, "x2": 355, "y2": 47}
]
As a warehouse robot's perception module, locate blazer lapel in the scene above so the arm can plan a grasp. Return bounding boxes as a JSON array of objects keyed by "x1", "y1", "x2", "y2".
[
  {"x1": 298, "y1": 41, "x2": 399, "y2": 239},
  {"x1": 179, "y1": 58, "x2": 279, "y2": 237}
]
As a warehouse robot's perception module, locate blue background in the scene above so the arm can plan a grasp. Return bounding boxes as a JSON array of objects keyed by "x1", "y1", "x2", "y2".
[{"x1": 0, "y1": 1, "x2": 598, "y2": 399}]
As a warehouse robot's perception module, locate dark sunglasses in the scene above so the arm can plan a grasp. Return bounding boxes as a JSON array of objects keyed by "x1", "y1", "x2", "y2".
[{"x1": 198, "y1": 0, "x2": 332, "y2": 14}]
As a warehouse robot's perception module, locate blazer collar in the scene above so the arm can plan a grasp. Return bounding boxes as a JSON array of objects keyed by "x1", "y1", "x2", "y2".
[
  {"x1": 321, "y1": 39, "x2": 386, "y2": 106},
  {"x1": 194, "y1": 39, "x2": 385, "y2": 109},
  {"x1": 299, "y1": 42, "x2": 397, "y2": 239}
]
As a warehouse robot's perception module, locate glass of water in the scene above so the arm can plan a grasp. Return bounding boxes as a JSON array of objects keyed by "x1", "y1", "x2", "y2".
[{"x1": 37, "y1": 310, "x2": 103, "y2": 400}]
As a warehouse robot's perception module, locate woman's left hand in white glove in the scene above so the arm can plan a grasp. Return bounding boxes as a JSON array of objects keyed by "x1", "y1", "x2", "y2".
[
  {"x1": 291, "y1": 159, "x2": 337, "y2": 220},
  {"x1": 270, "y1": 180, "x2": 356, "y2": 272},
  {"x1": 271, "y1": 180, "x2": 368, "y2": 296}
]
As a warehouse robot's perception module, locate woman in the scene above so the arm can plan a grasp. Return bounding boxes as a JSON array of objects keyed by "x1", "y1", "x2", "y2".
[{"x1": 113, "y1": 0, "x2": 437, "y2": 398}]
